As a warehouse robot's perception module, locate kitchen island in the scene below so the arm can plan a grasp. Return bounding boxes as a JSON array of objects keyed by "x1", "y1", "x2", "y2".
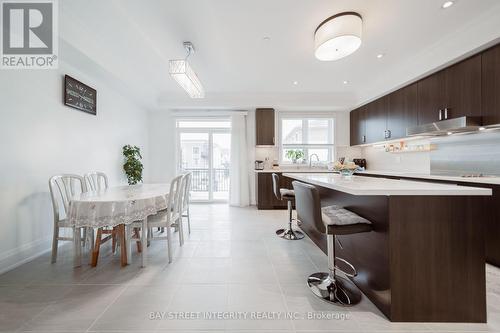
[{"x1": 284, "y1": 173, "x2": 492, "y2": 323}]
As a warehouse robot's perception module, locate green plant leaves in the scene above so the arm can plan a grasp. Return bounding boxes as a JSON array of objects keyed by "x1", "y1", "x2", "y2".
[{"x1": 123, "y1": 145, "x2": 143, "y2": 185}]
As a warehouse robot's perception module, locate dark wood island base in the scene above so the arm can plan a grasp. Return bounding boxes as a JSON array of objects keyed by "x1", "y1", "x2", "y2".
[{"x1": 286, "y1": 175, "x2": 489, "y2": 323}]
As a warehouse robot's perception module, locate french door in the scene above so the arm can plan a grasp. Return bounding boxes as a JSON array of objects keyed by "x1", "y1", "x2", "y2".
[{"x1": 177, "y1": 119, "x2": 231, "y2": 202}]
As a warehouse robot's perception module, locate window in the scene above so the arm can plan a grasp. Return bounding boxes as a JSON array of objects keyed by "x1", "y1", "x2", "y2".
[
  {"x1": 176, "y1": 118, "x2": 231, "y2": 201},
  {"x1": 279, "y1": 115, "x2": 335, "y2": 164}
]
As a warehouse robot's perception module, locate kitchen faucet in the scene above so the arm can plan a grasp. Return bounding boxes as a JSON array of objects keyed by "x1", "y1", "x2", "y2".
[{"x1": 309, "y1": 153, "x2": 320, "y2": 168}]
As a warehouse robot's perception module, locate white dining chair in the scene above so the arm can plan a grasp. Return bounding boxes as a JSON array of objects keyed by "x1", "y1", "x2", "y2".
[
  {"x1": 180, "y1": 172, "x2": 192, "y2": 235},
  {"x1": 48, "y1": 174, "x2": 88, "y2": 264},
  {"x1": 160, "y1": 173, "x2": 187, "y2": 245},
  {"x1": 84, "y1": 171, "x2": 108, "y2": 191},
  {"x1": 131, "y1": 175, "x2": 184, "y2": 266},
  {"x1": 83, "y1": 171, "x2": 124, "y2": 266}
]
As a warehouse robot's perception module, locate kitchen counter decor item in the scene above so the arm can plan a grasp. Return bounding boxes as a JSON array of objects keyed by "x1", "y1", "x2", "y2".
[{"x1": 333, "y1": 161, "x2": 358, "y2": 178}]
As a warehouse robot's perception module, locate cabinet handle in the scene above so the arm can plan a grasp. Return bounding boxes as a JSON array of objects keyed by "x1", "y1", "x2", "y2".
[
  {"x1": 444, "y1": 108, "x2": 449, "y2": 120},
  {"x1": 386, "y1": 130, "x2": 391, "y2": 139},
  {"x1": 439, "y1": 109, "x2": 443, "y2": 121},
  {"x1": 362, "y1": 135, "x2": 366, "y2": 143},
  {"x1": 272, "y1": 136, "x2": 275, "y2": 145}
]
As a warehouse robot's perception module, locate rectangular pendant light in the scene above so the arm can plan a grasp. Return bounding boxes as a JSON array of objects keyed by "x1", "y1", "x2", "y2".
[{"x1": 169, "y1": 59, "x2": 205, "y2": 99}]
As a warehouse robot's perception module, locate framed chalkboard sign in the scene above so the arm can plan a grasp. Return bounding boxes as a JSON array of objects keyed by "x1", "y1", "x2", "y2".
[{"x1": 64, "y1": 75, "x2": 97, "y2": 115}]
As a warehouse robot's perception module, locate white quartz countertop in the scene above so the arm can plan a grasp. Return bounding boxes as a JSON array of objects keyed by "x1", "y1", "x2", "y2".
[
  {"x1": 283, "y1": 173, "x2": 492, "y2": 196},
  {"x1": 255, "y1": 168, "x2": 500, "y2": 185},
  {"x1": 357, "y1": 170, "x2": 500, "y2": 185},
  {"x1": 254, "y1": 168, "x2": 335, "y2": 173}
]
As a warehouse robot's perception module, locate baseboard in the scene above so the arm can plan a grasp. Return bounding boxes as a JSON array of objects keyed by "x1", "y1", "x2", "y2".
[{"x1": 0, "y1": 237, "x2": 52, "y2": 275}]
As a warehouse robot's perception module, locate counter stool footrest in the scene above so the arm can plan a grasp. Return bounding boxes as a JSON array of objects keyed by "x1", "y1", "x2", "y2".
[{"x1": 335, "y1": 257, "x2": 357, "y2": 278}]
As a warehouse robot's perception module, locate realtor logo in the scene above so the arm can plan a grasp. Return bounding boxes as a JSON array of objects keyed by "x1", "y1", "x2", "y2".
[{"x1": 1, "y1": 0, "x2": 58, "y2": 69}]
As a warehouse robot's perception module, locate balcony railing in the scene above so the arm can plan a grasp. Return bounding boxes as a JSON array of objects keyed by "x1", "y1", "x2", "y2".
[{"x1": 182, "y1": 168, "x2": 230, "y2": 192}]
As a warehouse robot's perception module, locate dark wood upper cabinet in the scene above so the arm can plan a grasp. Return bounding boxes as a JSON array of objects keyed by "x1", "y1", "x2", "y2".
[
  {"x1": 255, "y1": 108, "x2": 275, "y2": 146},
  {"x1": 350, "y1": 107, "x2": 366, "y2": 146},
  {"x1": 365, "y1": 96, "x2": 388, "y2": 143},
  {"x1": 482, "y1": 44, "x2": 500, "y2": 126},
  {"x1": 417, "y1": 70, "x2": 446, "y2": 125},
  {"x1": 444, "y1": 54, "x2": 482, "y2": 119},
  {"x1": 417, "y1": 55, "x2": 481, "y2": 124},
  {"x1": 387, "y1": 83, "x2": 418, "y2": 139},
  {"x1": 349, "y1": 42, "x2": 498, "y2": 146}
]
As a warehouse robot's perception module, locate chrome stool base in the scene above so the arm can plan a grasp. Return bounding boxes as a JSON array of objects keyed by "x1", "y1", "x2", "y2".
[
  {"x1": 307, "y1": 272, "x2": 361, "y2": 306},
  {"x1": 276, "y1": 228, "x2": 305, "y2": 240}
]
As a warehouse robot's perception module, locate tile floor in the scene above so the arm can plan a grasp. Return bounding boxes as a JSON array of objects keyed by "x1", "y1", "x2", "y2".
[{"x1": 1, "y1": 204, "x2": 500, "y2": 332}]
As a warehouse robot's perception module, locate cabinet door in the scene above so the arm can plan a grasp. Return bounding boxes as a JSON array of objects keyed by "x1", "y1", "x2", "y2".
[
  {"x1": 255, "y1": 108, "x2": 275, "y2": 145},
  {"x1": 256, "y1": 173, "x2": 287, "y2": 209},
  {"x1": 350, "y1": 109, "x2": 360, "y2": 145},
  {"x1": 387, "y1": 83, "x2": 418, "y2": 139},
  {"x1": 445, "y1": 54, "x2": 482, "y2": 119},
  {"x1": 482, "y1": 45, "x2": 500, "y2": 126},
  {"x1": 350, "y1": 107, "x2": 366, "y2": 146},
  {"x1": 417, "y1": 70, "x2": 446, "y2": 124},
  {"x1": 365, "y1": 96, "x2": 388, "y2": 144}
]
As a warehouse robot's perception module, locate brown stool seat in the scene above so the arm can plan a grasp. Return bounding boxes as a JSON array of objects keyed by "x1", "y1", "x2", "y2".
[
  {"x1": 321, "y1": 205, "x2": 372, "y2": 235},
  {"x1": 280, "y1": 188, "x2": 295, "y2": 200}
]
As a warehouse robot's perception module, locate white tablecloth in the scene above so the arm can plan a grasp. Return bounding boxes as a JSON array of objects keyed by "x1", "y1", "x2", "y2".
[{"x1": 68, "y1": 184, "x2": 170, "y2": 228}]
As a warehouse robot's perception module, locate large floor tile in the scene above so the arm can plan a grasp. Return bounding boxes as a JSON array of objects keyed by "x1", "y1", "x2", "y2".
[
  {"x1": 225, "y1": 283, "x2": 293, "y2": 330},
  {"x1": 180, "y1": 258, "x2": 231, "y2": 284},
  {"x1": 157, "y1": 284, "x2": 228, "y2": 330},
  {"x1": 0, "y1": 285, "x2": 70, "y2": 331},
  {"x1": 0, "y1": 204, "x2": 499, "y2": 332},
  {"x1": 21, "y1": 284, "x2": 124, "y2": 331}
]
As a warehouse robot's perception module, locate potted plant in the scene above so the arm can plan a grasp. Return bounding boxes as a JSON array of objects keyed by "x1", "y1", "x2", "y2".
[
  {"x1": 123, "y1": 145, "x2": 143, "y2": 185},
  {"x1": 286, "y1": 149, "x2": 305, "y2": 164}
]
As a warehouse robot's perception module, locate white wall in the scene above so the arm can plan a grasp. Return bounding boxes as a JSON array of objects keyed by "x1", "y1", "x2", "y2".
[
  {"x1": 148, "y1": 110, "x2": 177, "y2": 183},
  {"x1": 0, "y1": 61, "x2": 148, "y2": 273}
]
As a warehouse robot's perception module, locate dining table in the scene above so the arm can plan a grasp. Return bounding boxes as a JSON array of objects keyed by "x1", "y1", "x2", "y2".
[{"x1": 68, "y1": 183, "x2": 170, "y2": 267}]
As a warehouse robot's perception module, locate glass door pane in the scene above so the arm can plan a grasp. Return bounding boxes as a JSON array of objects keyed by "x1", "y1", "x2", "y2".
[
  {"x1": 179, "y1": 132, "x2": 209, "y2": 201},
  {"x1": 212, "y1": 132, "x2": 231, "y2": 201}
]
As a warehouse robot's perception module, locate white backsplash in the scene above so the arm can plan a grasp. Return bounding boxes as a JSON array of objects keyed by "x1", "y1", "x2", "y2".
[
  {"x1": 254, "y1": 147, "x2": 279, "y2": 168},
  {"x1": 362, "y1": 140, "x2": 431, "y2": 173},
  {"x1": 336, "y1": 146, "x2": 363, "y2": 162}
]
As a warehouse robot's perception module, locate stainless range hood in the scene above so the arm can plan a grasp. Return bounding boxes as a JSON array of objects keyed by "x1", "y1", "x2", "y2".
[{"x1": 406, "y1": 116, "x2": 482, "y2": 136}]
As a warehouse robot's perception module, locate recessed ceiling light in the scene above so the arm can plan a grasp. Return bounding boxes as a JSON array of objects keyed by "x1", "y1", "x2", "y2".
[
  {"x1": 314, "y1": 12, "x2": 363, "y2": 61},
  {"x1": 263, "y1": 36, "x2": 271, "y2": 41},
  {"x1": 293, "y1": 81, "x2": 299, "y2": 85},
  {"x1": 442, "y1": 1, "x2": 454, "y2": 9},
  {"x1": 343, "y1": 80, "x2": 349, "y2": 84},
  {"x1": 376, "y1": 53, "x2": 384, "y2": 59}
]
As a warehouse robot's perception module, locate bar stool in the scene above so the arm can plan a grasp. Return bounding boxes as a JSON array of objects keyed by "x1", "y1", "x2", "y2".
[
  {"x1": 272, "y1": 173, "x2": 304, "y2": 240},
  {"x1": 292, "y1": 180, "x2": 372, "y2": 306}
]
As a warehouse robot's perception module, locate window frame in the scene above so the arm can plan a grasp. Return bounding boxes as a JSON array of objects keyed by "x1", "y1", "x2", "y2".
[
  {"x1": 277, "y1": 112, "x2": 336, "y2": 165},
  {"x1": 174, "y1": 117, "x2": 231, "y2": 202}
]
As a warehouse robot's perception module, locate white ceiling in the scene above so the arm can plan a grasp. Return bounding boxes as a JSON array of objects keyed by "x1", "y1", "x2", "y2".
[{"x1": 60, "y1": 0, "x2": 500, "y2": 111}]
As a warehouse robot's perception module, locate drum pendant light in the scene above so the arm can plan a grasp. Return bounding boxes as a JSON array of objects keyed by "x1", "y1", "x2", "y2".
[{"x1": 314, "y1": 12, "x2": 362, "y2": 61}]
